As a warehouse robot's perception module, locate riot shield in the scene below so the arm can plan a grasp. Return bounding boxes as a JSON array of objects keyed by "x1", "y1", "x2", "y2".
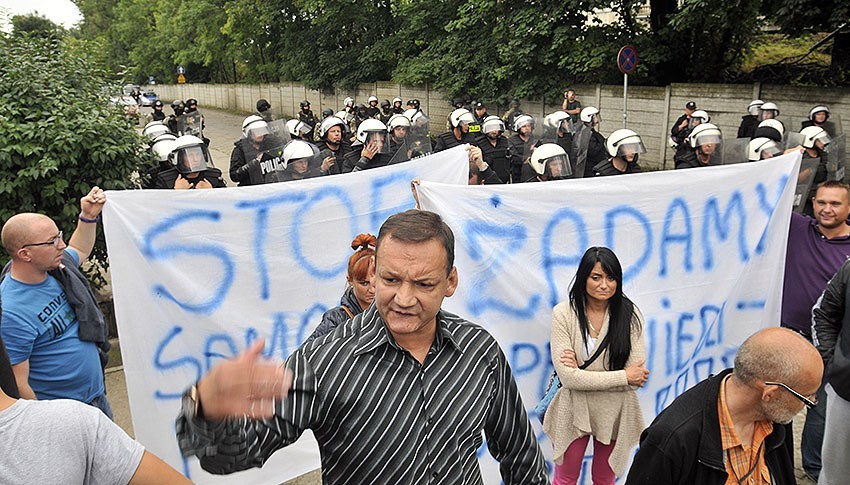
[
  {"x1": 407, "y1": 114, "x2": 432, "y2": 156},
  {"x1": 266, "y1": 119, "x2": 291, "y2": 148},
  {"x1": 793, "y1": 158, "x2": 821, "y2": 213},
  {"x1": 177, "y1": 112, "x2": 203, "y2": 137},
  {"x1": 571, "y1": 125, "x2": 592, "y2": 178},
  {"x1": 721, "y1": 138, "x2": 750, "y2": 165},
  {"x1": 826, "y1": 133, "x2": 847, "y2": 182},
  {"x1": 786, "y1": 132, "x2": 805, "y2": 151}
]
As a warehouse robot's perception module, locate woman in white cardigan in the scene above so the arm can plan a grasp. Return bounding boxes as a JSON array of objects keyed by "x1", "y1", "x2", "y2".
[{"x1": 543, "y1": 247, "x2": 649, "y2": 485}]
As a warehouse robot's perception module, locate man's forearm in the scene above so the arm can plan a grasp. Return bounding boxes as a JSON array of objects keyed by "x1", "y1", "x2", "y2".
[{"x1": 68, "y1": 217, "x2": 98, "y2": 262}]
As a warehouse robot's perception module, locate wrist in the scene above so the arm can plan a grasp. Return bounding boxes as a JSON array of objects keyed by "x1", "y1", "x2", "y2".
[{"x1": 78, "y1": 213, "x2": 101, "y2": 223}]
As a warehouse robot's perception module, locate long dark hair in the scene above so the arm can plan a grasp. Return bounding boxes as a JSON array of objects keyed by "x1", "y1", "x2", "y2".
[{"x1": 568, "y1": 247, "x2": 639, "y2": 371}]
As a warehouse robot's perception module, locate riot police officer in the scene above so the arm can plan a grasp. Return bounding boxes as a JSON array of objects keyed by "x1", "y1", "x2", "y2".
[
  {"x1": 379, "y1": 99, "x2": 393, "y2": 124},
  {"x1": 475, "y1": 116, "x2": 511, "y2": 183},
  {"x1": 572, "y1": 107, "x2": 607, "y2": 178},
  {"x1": 155, "y1": 135, "x2": 226, "y2": 189},
  {"x1": 315, "y1": 116, "x2": 352, "y2": 175},
  {"x1": 675, "y1": 123, "x2": 723, "y2": 169},
  {"x1": 256, "y1": 99, "x2": 273, "y2": 122},
  {"x1": 167, "y1": 99, "x2": 184, "y2": 134},
  {"x1": 276, "y1": 140, "x2": 323, "y2": 182},
  {"x1": 151, "y1": 100, "x2": 166, "y2": 121},
  {"x1": 434, "y1": 108, "x2": 477, "y2": 152},
  {"x1": 391, "y1": 97, "x2": 404, "y2": 115},
  {"x1": 365, "y1": 96, "x2": 380, "y2": 119},
  {"x1": 802, "y1": 105, "x2": 836, "y2": 136},
  {"x1": 298, "y1": 100, "x2": 316, "y2": 138},
  {"x1": 593, "y1": 129, "x2": 645, "y2": 176},
  {"x1": 508, "y1": 115, "x2": 535, "y2": 183},
  {"x1": 342, "y1": 119, "x2": 392, "y2": 172},
  {"x1": 141, "y1": 132, "x2": 176, "y2": 189},
  {"x1": 230, "y1": 115, "x2": 284, "y2": 186},
  {"x1": 527, "y1": 143, "x2": 572, "y2": 182},
  {"x1": 737, "y1": 100, "x2": 762, "y2": 138}
]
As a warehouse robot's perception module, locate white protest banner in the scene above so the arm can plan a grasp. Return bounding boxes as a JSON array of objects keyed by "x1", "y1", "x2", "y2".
[
  {"x1": 102, "y1": 146, "x2": 469, "y2": 484},
  {"x1": 415, "y1": 151, "x2": 800, "y2": 482}
]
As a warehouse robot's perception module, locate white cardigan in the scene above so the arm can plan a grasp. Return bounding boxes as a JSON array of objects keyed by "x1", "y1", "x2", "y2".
[{"x1": 542, "y1": 300, "x2": 646, "y2": 475}]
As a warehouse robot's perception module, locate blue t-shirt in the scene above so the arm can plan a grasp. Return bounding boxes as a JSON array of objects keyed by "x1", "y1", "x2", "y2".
[{"x1": 1, "y1": 249, "x2": 104, "y2": 402}]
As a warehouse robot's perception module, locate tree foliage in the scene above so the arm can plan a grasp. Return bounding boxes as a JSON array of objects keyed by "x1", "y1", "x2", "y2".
[
  {"x1": 74, "y1": 0, "x2": 848, "y2": 96},
  {"x1": 0, "y1": 33, "x2": 148, "y2": 271}
]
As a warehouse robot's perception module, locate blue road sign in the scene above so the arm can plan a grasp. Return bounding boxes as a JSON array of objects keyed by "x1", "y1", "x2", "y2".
[
  {"x1": 177, "y1": 66, "x2": 185, "y2": 75},
  {"x1": 617, "y1": 45, "x2": 638, "y2": 75}
]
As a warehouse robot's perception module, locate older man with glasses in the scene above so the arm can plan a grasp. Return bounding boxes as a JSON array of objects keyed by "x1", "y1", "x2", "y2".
[
  {"x1": 627, "y1": 327, "x2": 823, "y2": 484},
  {"x1": 0, "y1": 187, "x2": 113, "y2": 417}
]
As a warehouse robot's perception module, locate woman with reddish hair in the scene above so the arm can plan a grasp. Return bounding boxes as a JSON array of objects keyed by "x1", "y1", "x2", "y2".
[{"x1": 305, "y1": 234, "x2": 376, "y2": 344}]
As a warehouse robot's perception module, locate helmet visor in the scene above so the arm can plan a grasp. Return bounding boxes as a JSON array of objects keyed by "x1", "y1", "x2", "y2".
[
  {"x1": 815, "y1": 132, "x2": 832, "y2": 153},
  {"x1": 246, "y1": 124, "x2": 270, "y2": 141},
  {"x1": 616, "y1": 141, "x2": 646, "y2": 158},
  {"x1": 175, "y1": 146, "x2": 210, "y2": 174},
  {"x1": 760, "y1": 142, "x2": 783, "y2": 159},
  {"x1": 364, "y1": 131, "x2": 390, "y2": 154},
  {"x1": 544, "y1": 155, "x2": 572, "y2": 179},
  {"x1": 695, "y1": 134, "x2": 722, "y2": 151}
]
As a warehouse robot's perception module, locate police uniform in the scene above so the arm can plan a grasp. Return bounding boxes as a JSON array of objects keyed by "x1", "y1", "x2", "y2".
[
  {"x1": 433, "y1": 131, "x2": 475, "y2": 152},
  {"x1": 476, "y1": 136, "x2": 512, "y2": 183},
  {"x1": 592, "y1": 159, "x2": 642, "y2": 176}
]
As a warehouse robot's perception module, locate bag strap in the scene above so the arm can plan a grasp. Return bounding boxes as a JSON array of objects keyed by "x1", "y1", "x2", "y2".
[
  {"x1": 340, "y1": 304, "x2": 355, "y2": 319},
  {"x1": 578, "y1": 333, "x2": 610, "y2": 370}
]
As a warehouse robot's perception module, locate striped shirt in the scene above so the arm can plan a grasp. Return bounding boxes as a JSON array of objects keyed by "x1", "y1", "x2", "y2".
[{"x1": 176, "y1": 305, "x2": 548, "y2": 484}]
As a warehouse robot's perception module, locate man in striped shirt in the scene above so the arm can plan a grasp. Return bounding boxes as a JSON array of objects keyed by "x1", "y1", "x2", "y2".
[{"x1": 176, "y1": 209, "x2": 548, "y2": 484}]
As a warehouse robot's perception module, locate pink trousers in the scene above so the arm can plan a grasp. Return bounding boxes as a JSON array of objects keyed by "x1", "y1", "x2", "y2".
[{"x1": 552, "y1": 435, "x2": 616, "y2": 485}]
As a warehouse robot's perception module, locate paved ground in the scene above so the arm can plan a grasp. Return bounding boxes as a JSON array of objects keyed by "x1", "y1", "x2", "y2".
[{"x1": 118, "y1": 107, "x2": 815, "y2": 484}]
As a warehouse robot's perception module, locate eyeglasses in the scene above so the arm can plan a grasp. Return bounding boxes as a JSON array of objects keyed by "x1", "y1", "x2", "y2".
[
  {"x1": 21, "y1": 231, "x2": 64, "y2": 250},
  {"x1": 764, "y1": 381, "x2": 817, "y2": 409}
]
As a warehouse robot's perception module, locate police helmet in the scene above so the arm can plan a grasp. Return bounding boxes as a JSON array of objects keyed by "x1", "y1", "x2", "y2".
[
  {"x1": 747, "y1": 100, "x2": 764, "y2": 116},
  {"x1": 171, "y1": 99, "x2": 184, "y2": 114},
  {"x1": 321, "y1": 108, "x2": 334, "y2": 118},
  {"x1": 319, "y1": 116, "x2": 346, "y2": 138},
  {"x1": 482, "y1": 115, "x2": 505, "y2": 135},
  {"x1": 143, "y1": 121, "x2": 170, "y2": 140},
  {"x1": 343, "y1": 97, "x2": 355, "y2": 108},
  {"x1": 513, "y1": 115, "x2": 535, "y2": 132},
  {"x1": 186, "y1": 98, "x2": 198, "y2": 108},
  {"x1": 153, "y1": 100, "x2": 164, "y2": 109},
  {"x1": 392, "y1": 97, "x2": 402, "y2": 105},
  {"x1": 368, "y1": 95, "x2": 378, "y2": 105},
  {"x1": 150, "y1": 133, "x2": 177, "y2": 163},
  {"x1": 687, "y1": 123, "x2": 722, "y2": 150},
  {"x1": 606, "y1": 129, "x2": 646, "y2": 159},
  {"x1": 529, "y1": 143, "x2": 571, "y2": 179},
  {"x1": 381, "y1": 99, "x2": 391, "y2": 110},
  {"x1": 449, "y1": 108, "x2": 475, "y2": 129},
  {"x1": 387, "y1": 114, "x2": 411, "y2": 131},
  {"x1": 286, "y1": 119, "x2": 311, "y2": 138},
  {"x1": 580, "y1": 106, "x2": 600, "y2": 124},
  {"x1": 759, "y1": 102, "x2": 780, "y2": 120},
  {"x1": 256, "y1": 98, "x2": 271, "y2": 112},
  {"x1": 404, "y1": 108, "x2": 425, "y2": 125},
  {"x1": 754, "y1": 119, "x2": 785, "y2": 142},
  {"x1": 545, "y1": 110, "x2": 569, "y2": 126},
  {"x1": 242, "y1": 115, "x2": 269, "y2": 140},
  {"x1": 800, "y1": 126, "x2": 831, "y2": 151},
  {"x1": 356, "y1": 118, "x2": 388, "y2": 144},
  {"x1": 300, "y1": 100, "x2": 311, "y2": 109},
  {"x1": 691, "y1": 110, "x2": 710, "y2": 124},
  {"x1": 169, "y1": 135, "x2": 212, "y2": 174},
  {"x1": 408, "y1": 99, "x2": 421, "y2": 110},
  {"x1": 748, "y1": 138, "x2": 782, "y2": 162},
  {"x1": 809, "y1": 105, "x2": 830, "y2": 121},
  {"x1": 283, "y1": 140, "x2": 317, "y2": 166}
]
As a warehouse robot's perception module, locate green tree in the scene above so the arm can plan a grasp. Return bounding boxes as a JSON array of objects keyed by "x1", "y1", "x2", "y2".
[
  {"x1": 11, "y1": 13, "x2": 64, "y2": 38},
  {"x1": 0, "y1": 33, "x2": 148, "y2": 271}
]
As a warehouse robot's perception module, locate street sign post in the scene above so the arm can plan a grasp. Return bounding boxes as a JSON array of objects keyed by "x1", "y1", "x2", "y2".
[{"x1": 617, "y1": 45, "x2": 638, "y2": 129}]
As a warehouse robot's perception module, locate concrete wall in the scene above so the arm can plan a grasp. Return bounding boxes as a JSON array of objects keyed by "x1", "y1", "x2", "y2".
[{"x1": 152, "y1": 82, "x2": 849, "y2": 170}]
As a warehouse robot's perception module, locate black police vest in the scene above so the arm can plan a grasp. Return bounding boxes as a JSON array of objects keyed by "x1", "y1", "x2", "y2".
[{"x1": 477, "y1": 137, "x2": 511, "y2": 183}]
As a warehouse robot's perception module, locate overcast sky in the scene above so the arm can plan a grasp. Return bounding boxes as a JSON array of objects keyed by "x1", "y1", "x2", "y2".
[{"x1": 0, "y1": 0, "x2": 82, "y2": 30}]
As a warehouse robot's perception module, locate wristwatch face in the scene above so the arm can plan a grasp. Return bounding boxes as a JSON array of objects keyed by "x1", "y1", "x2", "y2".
[{"x1": 181, "y1": 386, "x2": 198, "y2": 419}]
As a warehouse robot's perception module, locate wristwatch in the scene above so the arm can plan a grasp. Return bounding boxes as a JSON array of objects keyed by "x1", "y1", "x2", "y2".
[{"x1": 181, "y1": 384, "x2": 204, "y2": 420}]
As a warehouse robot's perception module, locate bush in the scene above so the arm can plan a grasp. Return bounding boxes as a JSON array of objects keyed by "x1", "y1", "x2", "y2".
[{"x1": 0, "y1": 33, "x2": 148, "y2": 281}]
